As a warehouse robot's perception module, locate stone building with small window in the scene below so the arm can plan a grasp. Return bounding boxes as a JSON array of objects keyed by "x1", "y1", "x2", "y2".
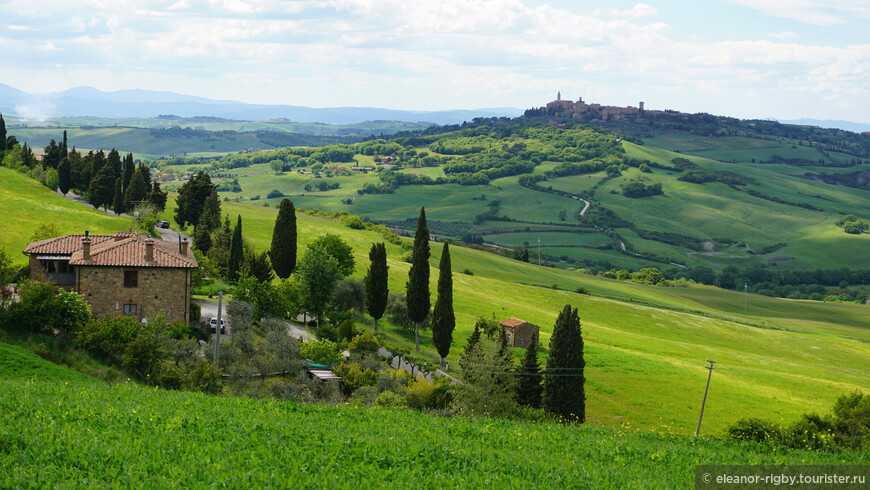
[
  {"x1": 23, "y1": 232, "x2": 197, "y2": 324},
  {"x1": 499, "y1": 317, "x2": 540, "y2": 349}
]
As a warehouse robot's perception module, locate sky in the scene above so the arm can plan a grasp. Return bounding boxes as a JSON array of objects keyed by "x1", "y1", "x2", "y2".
[{"x1": 1, "y1": 0, "x2": 869, "y2": 122}]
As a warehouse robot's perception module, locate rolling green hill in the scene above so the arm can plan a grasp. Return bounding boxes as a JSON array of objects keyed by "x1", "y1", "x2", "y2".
[
  {"x1": 1, "y1": 343, "x2": 865, "y2": 487},
  {"x1": 151, "y1": 194, "x2": 870, "y2": 435},
  {"x1": 0, "y1": 167, "x2": 129, "y2": 261},
  {"x1": 2, "y1": 125, "x2": 868, "y2": 437}
]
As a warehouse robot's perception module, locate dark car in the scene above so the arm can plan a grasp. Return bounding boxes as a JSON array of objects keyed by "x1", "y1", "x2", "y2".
[{"x1": 158, "y1": 220, "x2": 170, "y2": 229}]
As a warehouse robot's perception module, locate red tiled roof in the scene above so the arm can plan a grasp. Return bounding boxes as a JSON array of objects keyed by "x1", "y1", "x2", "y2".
[
  {"x1": 23, "y1": 234, "x2": 113, "y2": 256},
  {"x1": 25, "y1": 233, "x2": 197, "y2": 269},
  {"x1": 500, "y1": 317, "x2": 534, "y2": 328}
]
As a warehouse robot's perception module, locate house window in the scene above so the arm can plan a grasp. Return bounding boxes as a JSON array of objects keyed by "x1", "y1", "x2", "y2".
[
  {"x1": 124, "y1": 270, "x2": 138, "y2": 288},
  {"x1": 123, "y1": 303, "x2": 138, "y2": 315}
]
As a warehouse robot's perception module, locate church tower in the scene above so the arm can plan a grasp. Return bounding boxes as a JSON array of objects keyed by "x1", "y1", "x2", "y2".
[{"x1": 557, "y1": 91, "x2": 561, "y2": 101}]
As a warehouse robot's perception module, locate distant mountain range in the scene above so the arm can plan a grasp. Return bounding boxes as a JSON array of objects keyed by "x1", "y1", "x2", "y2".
[
  {"x1": 778, "y1": 118, "x2": 870, "y2": 134},
  {"x1": 0, "y1": 83, "x2": 524, "y2": 125}
]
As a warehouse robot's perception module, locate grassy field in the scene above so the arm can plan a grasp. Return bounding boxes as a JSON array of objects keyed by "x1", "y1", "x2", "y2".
[
  {"x1": 0, "y1": 168, "x2": 130, "y2": 263},
  {"x1": 152, "y1": 193, "x2": 870, "y2": 434},
  {"x1": 1, "y1": 343, "x2": 865, "y2": 488}
]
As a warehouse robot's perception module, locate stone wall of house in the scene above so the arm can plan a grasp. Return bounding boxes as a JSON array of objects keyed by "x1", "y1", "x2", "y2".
[
  {"x1": 511, "y1": 323, "x2": 540, "y2": 349},
  {"x1": 77, "y1": 266, "x2": 191, "y2": 324}
]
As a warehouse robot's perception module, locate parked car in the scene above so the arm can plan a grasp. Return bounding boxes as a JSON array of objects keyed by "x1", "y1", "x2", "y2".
[
  {"x1": 209, "y1": 317, "x2": 226, "y2": 334},
  {"x1": 158, "y1": 220, "x2": 170, "y2": 229}
]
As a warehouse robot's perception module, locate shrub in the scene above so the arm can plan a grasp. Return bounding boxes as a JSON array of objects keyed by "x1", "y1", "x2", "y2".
[
  {"x1": 267, "y1": 189, "x2": 284, "y2": 199},
  {"x1": 375, "y1": 391, "x2": 407, "y2": 408},
  {"x1": 332, "y1": 278, "x2": 366, "y2": 312},
  {"x1": 189, "y1": 301, "x2": 201, "y2": 323},
  {"x1": 333, "y1": 362, "x2": 379, "y2": 395},
  {"x1": 405, "y1": 378, "x2": 452, "y2": 411},
  {"x1": 348, "y1": 333, "x2": 381, "y2": 357},
  {"x1": 725, "y1": 418, "x2": 785, "y2": 445},
  {"x1": 75, "y1": 315, "x2": 141, "y2": 362},
  {"x1": 301, "y1": 339, "x2": 343, "y2": 365}
]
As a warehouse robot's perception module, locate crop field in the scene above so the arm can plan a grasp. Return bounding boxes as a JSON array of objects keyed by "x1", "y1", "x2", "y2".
[
  {"x1": 2, "y1": 343, "x2": 864, "y2": 488},
  {"x1": 0, "y1": 168, "x2": 129, "y2": 262},
  {"x1": 150, "y1": 194, "x2": 870, "y2": 434},
  {"x1": 642, "y1": 133, "x2": 854, "y2": 165}
]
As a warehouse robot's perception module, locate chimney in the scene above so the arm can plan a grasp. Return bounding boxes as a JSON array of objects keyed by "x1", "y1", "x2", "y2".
[
  {"x1": 181, "y1": 237, "x2": 189, "y2": 255},
  {"x1": 82, "y1": 237, "x2": 91, "y2": 261},
  {"x1": 145, "y1": 237, "x2": 154, "y2": 262}
]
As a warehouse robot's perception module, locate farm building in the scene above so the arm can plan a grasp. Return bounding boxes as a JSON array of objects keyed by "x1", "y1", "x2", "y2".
[
  {"x1": 23, "y1": 232, "x2": 197, "y2": 324},
  {"x1": 500, "y1": 317, "x2": 540, "y2": 348}
]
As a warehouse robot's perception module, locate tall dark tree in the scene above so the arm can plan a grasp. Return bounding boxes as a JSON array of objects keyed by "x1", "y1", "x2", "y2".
[
  {"x1": 516, "y1": 336, "x2": 543, "y2": 408},
  {"x1": 200, "y1": 189, "x2": 222, "y2": 233},
  {"x1": 137, "y1": 163, "x2": 153, "y2": 193},
  {"x1": 112, "y1": 178, "x2": 125, "y2": 215},
  {"x1": 87, "y1": 165, "x2": 116, "y2": 211},
  {"x1": 106, "y1": 149, "x2": 122, "y2": 177},
  {"x1": 43, "y1": 139, "x2": 62, "y2": 169},
  {"x1": 61, "y1": 130, "x2": 68, "y2": 157},
  {"x1": 193, "y1": 225, "x2": 212, "y2": 254},
  {"x1": 364, "y1": 242, "x2": 388, "y2": 333},
  {"x1": 57, "y1": 158, "x2": 72, "y2": 196},
  {"x1": 174, "y1": 171, "x2": 215, "y2": 231},
  {"x1": 122, "y1": 153, "x2": 135, "y2": 192},
  {"x1": 149, "y1": 182, "x2": 168, "y2": 212},
  {"x1": 521, "y1": 248, "x2": 530, "y2": 263},
  {"x1": 21, "y1": 143, "x2": 37, "y2": 169},
  {"x1": 431, "y1": 243, "x2": 455, "y2": 365},
  {"x1": 269, "y1": 198, "x2": 297, "y2": 279},
  {"x1": 0, "y1": 113, "x2": 6, "y2": 159},
  {"x1": 542, "y1": 304, "x2": 586, "y2": 422},
  {"x1": 228, "y1": 215, "x2": 244, "y2": 282},
  {"x1": 124, "y1": 168, "x2": 148, "y2": 210},
  {"x1": 406, "y1": 207, "x2": 430, "y2": 352}
]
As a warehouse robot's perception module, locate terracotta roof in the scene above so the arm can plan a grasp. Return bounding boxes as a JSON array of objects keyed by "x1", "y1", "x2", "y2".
[
  {"x1": 25, "y1": 233, "x2": 197, "y2": 269},
  {"x1": 23, "y1": 234, "x2": 113, "y2": 256},
  {"x1": 500, "y1": 317, "x2": 535, "y2": 328}
]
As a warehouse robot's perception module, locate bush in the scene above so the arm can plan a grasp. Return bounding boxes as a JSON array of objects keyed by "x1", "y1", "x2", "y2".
[
  {"x1": 5, "y1": 280, "x2": 91, "y2": 335},
  {"x1": 405, "y1": 378, "x2": 452, "y2": 411},
  {"x1": 333, "y1": 362, "x2": 379, "y2": 395},
  {"x1": 725, "y1": 418, "x2": 785, "y2": 445},
  {"x1": 332, "y1": 278, "x2": 366, "y2": 312},
  {"x1": 301, "y1": 339, "x2": 343, "y2": 365},
  {"x1": 375, "y1": 391, "x2": 407, "y2": 408},
  {"x1": 348, "y1": 333, "x2": 381, "y2": 356},
  {"x1": 189, "y1": 301, "x2": 201, "y2": 323},
  {"x1": 267, "y1": 189, "x2": 284, "y2": 199},
  {"x1": 75, "y1": 315, "x2": 141, "y2": 362}
]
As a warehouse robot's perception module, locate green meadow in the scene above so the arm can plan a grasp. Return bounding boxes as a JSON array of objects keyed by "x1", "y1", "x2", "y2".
[
  {"x1": 2, "y1": 343, "x2": 864, "y2": 488},
  {"x1": 0, "y1": 168, "x2": 130, "y2": 259}
]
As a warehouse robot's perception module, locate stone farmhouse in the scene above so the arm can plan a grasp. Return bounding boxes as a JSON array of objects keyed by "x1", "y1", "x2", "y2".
[
  {"x1": 500, "y1": 317, "x2": 540, "y2": 349},
  {"x1": 23, "y1": 232, "x2": 197, "y2": 324}
]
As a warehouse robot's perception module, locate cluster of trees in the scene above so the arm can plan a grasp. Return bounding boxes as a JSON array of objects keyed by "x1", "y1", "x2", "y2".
[
  {"x1": 621, "y1": 181, "x2": 663, "y2": 198},
  {"x1": 837, "y1": 214, "x2": 869, "y2": 235},
  {"x1": 455, "y1": 304, "x2": 586, "y2": 422},
  {"x1": 0, "y1": 122, "x2": 167, "y2": 216}
]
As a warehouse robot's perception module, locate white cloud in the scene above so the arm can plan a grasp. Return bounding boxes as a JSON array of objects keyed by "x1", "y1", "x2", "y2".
[
  {"x1": 724, "y1": 0, "x2": 870, "y2": 25},
  {"x1": 769, "y1": 31, "x2": 799, "y2": 40}
]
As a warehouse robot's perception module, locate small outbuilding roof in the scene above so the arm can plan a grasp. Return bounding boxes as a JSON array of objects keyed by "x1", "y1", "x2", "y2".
[{"x1": 500, "y1": 317, "x2": 536, "y2": 328}]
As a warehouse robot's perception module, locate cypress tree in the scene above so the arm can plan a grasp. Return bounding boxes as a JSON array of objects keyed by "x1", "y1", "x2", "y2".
[
  {"x1": 62, "y1": 130, "x2": 68, "y2": 157},
  {"x1": 542, "y1": 304, "x2": 586, "y2": 422},
  {"x1": 112, "y1": 178, "x2": 125, "y2": 215},
  {"x1": 0, "y1": 113, "x2": 6, "y2": 155},
  {"x1": 431, "y1": 242, "x2": 455, "y2": 365},
  {"x1": 200, "y1": 189, "x2": 222, "y2": 233},
  {"x1": 124, "y1": 169, "x2": 148, "y2": 210},
  {"x1": 405, "y1": 207, "x2": 430, "y2": 352},
  {"x1": 57, "y1": 158, "x2": 72, "y2": 195},
  {"x1": 122, "y1": 153, "x2": 135, "y2": 192},
  {"x1": 269, "y1": 198, "x2": 297, "y2": 279},
  {"x1": 228, "y1": 215, "x2": 243, "y2": 282},
  {"x1": 107, "y1": 149, "x2": 122, "y2": 177},
  {"x1": 194, "y1": 224, "x2": 212, "y2": 254},
  {"x1": 516, "y1": 336, "x2": 543, "y2": 408},
  {"x1": 364, "y1": 242, "x2": 388, "y2": 333}
]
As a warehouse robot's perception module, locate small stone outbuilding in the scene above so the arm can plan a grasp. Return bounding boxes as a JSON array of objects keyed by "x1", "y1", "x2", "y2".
[
  {"x1": 500, "y1": 317, "x2": 540, "y2": 349},
  {"x1": 23, "y1": 232, "x2": 197, "y2": 324}
]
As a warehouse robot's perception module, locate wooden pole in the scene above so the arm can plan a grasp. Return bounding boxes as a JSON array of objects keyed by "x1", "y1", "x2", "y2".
[{"x1": 695, "y1": 359, "x2": 716, "y2": 437}]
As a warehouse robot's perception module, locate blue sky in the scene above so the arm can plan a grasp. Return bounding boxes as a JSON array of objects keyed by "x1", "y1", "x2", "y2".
[{"x1": 1, "y1": 0, "x2": 869, "y2": 121}]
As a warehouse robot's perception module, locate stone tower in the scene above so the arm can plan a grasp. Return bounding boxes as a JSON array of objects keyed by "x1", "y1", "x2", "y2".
[
  {"x1": 557, "y1": 91, "x2": 561, "y2": 101},
  {"x1": 639, "y1": 101, "x2": 644, "y2": 111}
]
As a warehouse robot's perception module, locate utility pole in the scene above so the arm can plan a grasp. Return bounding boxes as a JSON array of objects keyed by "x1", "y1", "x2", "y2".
[
  {"x1": 213, "y1": 291, "x2": 223, "y2": 371},
  {"x1": 537, "y1": 237, "x2": 541, "y2": 266},
  {"x1": 744, "y1": 283, "x2": 748, "y2": 314},
  {"x1": 695, "y1": 359, "x2": 716, "y2": 437}
]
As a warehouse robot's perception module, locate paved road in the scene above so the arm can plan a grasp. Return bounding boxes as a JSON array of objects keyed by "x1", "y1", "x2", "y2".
[
  {"x1": 572, "y1": 195, "x2": 591, "y2": 216},
  {"x1": 197, "y1": 299, "x2": 316, "y2": 342}
]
